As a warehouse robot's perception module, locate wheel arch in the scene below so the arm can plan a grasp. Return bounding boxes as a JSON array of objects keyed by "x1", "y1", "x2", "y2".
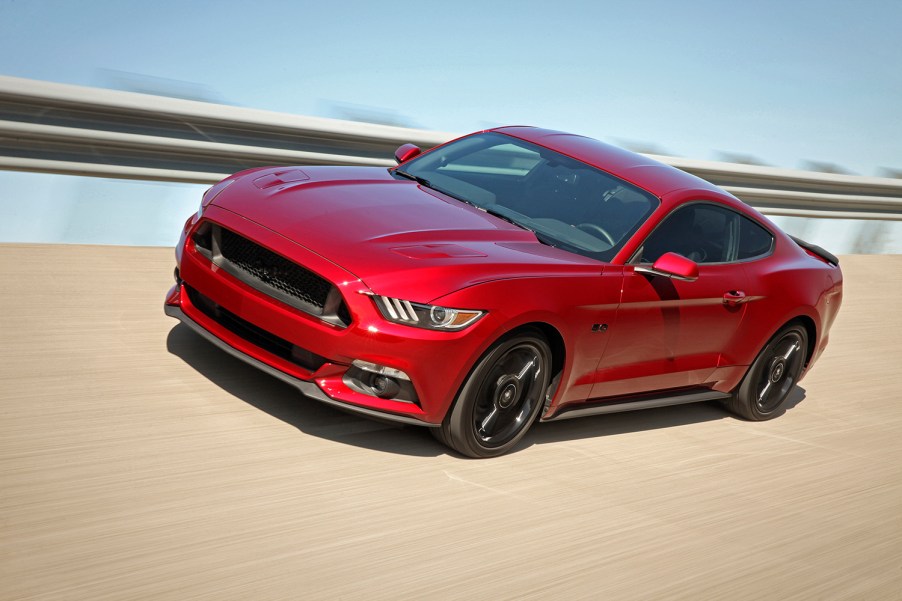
[
  {"x1": 744, "y1": 313, "x2": 817, "y2": 377},
  {"x1": 505, "y1": 321, "x2": 566, "y2": 383},
  {"x1": 447, "y1": 320, "x2": 567, "y2": 424},
  {"x1": 435, "y1": 321, "x2": 560, "y2": 457},
  {"x1": 785, "y1": 314, "x2": 817, "y2": 369}
]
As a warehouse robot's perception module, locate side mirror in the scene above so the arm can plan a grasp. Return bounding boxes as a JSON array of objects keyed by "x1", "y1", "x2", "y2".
[
  {"x1": 635, "y1": 252, "x2": 699, "y2": 282},
  {"x1": 394, "y1": 143, "x2": 421, "y2": 164}
]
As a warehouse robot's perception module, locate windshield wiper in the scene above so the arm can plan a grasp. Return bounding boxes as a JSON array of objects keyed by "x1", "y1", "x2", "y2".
[
  {"x1": 481, "y1": 206, "x2": 529, "y2": 230},
  {"x1": 393, "y1": 169, "x2": 433, "y2": 187},
  {"x1": 393, "y1": 169, "x2": 486, "y2": 209},
  {"x1": 480, "y1": 206, "x2": 556, "y2": 247},
  {"x1": 531, "y1": 231, "x2": 558, "y2": 248}
]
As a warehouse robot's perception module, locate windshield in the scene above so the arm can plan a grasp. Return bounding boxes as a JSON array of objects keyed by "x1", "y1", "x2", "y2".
[{"x1": 394, "y1": 132, "x2": 658, "y2": 261}]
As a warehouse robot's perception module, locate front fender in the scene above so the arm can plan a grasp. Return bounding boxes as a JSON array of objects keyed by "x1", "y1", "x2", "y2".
[{"x1": 433, "y1": 271, "x2": 622, "y2": 410}]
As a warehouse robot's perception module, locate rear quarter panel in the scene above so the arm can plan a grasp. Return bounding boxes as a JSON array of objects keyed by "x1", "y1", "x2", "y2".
[{"x1": 736, "y1": 237, "x2": 842, "y2": 376}]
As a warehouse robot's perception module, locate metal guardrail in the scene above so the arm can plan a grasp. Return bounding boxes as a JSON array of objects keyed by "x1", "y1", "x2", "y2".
[{"x1": 2, "y1": 75, "x2": 902, "y2": 220}]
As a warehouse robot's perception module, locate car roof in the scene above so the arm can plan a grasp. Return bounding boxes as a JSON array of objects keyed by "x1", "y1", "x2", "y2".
[{"x1": 491, "y1": 126, "x2": 727, "y2": 199}]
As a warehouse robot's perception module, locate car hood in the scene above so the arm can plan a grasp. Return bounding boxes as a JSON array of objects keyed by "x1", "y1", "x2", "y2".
[{"x1": 210, "y1": 166, "x2": 601, "y2": 301}]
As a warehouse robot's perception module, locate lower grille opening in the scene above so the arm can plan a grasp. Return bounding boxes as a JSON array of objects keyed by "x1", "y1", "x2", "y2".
[{"x1": 186, "y1": 285, "x2": 327, "y2": 373}]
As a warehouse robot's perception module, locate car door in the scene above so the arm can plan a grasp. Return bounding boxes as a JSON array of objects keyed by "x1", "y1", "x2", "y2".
[{"x1": 589, "y1": 202, "x2": 757, "y2": 400}]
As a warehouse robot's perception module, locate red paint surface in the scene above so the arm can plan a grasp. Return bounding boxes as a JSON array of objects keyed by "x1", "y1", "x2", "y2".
[{"x1": 166, "y1": 127, "x2": 842, "y2": 425}]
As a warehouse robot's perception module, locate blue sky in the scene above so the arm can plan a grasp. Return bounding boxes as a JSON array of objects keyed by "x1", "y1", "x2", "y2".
[
  {"x1": 0, "y1": 0, "x2": 900, "y2": 251},
  {"x1": 1, "y1": 0, "x2": 900, "y2": 174}
]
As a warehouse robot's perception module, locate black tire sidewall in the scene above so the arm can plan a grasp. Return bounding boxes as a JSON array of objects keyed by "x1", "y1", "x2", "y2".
[{"x1": 444, "y1": 331, "x2": 551, "y2": 458}]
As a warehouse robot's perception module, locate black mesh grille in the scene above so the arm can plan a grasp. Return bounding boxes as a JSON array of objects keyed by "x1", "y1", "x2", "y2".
[
  {"x1": 219, "y1": 228, "x2": 332, "y2": 312},
  {"x1": 186, "y1": 285, "x2": 327, "y2": 372},
  {"x1": 190, "y1": 223, "x2": 352, "y2": 327}
]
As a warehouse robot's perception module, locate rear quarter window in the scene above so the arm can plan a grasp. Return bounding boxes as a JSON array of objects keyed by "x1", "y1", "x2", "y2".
[{"x1": 737, "y1": 216, "x2": 774, "y2": 260}]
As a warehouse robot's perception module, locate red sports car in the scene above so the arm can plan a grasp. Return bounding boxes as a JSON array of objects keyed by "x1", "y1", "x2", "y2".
[{"x1": 165, "y1": 127, "x2": 843, "y2": 457}]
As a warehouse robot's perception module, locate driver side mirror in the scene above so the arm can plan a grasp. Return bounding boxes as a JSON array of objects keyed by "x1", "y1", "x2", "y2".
[
  {"x1": 394, "y1": 143, "x2": 421, "y2": 164},
  {"x1": 635, "y1": 252, "x2": 699, "y2": 282}
]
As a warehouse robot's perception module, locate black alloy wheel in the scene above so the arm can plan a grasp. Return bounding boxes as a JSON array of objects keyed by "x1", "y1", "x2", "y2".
[
  {"x1": 729, "y1": 323, "x2": 808, "y2": 421},
  {"x1": 434, "y1": 330, "x2": 551, "y2": 458}
]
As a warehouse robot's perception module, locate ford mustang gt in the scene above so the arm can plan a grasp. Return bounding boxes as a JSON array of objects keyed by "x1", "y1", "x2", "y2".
[{"x1": 165, "y1": 127, "x2": 843, "y2": 457}]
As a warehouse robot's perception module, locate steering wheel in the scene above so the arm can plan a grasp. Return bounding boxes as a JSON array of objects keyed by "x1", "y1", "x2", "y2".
[
  {"x1": 686, "y1": 248, "x2": 708, "y2": 263},
  {"x1": 576, "y1": 223, "x2": 616, "y2": 247}
]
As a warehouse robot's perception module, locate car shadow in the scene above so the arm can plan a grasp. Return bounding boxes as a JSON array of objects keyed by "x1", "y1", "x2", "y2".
[
  {"x1": 524, "y1": 384, "x2": 806, "y2": 449},
  {"x1": 166, "y1": 324, "x2": 443, "y2": 457},
  {"x1": 166, "y1": 323, "x2": 808, "y2": 458}
]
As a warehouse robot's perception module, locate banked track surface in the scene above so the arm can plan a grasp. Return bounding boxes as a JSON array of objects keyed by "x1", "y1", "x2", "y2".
[{"x1": 1, "y1": 244, "x2": 900, "y2": 600}]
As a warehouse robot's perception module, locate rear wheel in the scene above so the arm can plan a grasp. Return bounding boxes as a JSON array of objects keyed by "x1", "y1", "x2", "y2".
[
  {"x1": 433, "y1": 331, "x2": 551, "y2": 458},
  {"x1": 728, "y1": 323, "x2": 808, "y2": 420}
]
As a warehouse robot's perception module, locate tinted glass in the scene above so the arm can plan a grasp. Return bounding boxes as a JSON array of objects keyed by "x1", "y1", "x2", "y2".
[
  {"x1": 639, "y1": 204, "x2": 773, "y2": 264},
  {"x1": 397, "y1": 132, "x2": 658, "y2": 261},
  {"x1": 737, "y1": 215, "x2": 774, "y2": 259}
]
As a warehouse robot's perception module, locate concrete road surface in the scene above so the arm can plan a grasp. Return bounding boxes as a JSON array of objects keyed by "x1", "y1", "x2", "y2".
[{"x1": 1, "y1": 244, "x2": 900, "y2": 600}]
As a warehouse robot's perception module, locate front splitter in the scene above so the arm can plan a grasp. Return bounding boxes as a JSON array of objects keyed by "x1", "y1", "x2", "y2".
[{"x1": 164, "y1": 303, "x2": 437, "y2": 428}]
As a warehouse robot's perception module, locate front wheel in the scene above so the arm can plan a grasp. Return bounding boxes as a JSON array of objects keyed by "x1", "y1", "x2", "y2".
[
  {"x1": 728, "y1": 323, "x2": 808, "y2": 420},
  {"x1": 433, "y1": 331, "x2": 551, "y2": 458}
]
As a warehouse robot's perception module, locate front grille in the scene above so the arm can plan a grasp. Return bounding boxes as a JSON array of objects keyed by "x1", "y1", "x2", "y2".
[
  {"x1": 186, "y1": 285, "x2": 327, "y2": 372},
  {"x1": 192, "y1": 223, "x2": 351, "y2": 327},
  {"x1": 219, "y1": 228, "x2": 332, "y2": 311}
]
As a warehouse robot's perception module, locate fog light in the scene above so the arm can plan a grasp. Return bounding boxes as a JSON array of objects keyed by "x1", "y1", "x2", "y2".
[
  {"x1": 371, "y1": 375, "x2": 401, "y2": 399},
  {"x1": 343, "y1": 360, "x2": 418, "y2": 404}
]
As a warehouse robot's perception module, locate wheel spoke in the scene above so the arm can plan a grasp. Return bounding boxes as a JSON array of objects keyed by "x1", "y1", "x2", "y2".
[
  {"x1": 514, "y1": 357, "x2": 537, "y2": 381},
  {"x1": 758, "y1": 380, "x2": 772, "y2": 404},
  {"x1": 782, "y1": 342, "x2": 800, "y2": 361},
  {"x1": 478, "y1": 407, "x2": 499, "y2": 437}
]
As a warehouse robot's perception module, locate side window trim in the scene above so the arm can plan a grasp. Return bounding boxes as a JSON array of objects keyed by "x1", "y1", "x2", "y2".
[
  {"x1": 629, "y1": 201, "x2": 775, "y2": 266},
  {"x1": 725, "y1": 212, "x2": 740, "y2": 262}
]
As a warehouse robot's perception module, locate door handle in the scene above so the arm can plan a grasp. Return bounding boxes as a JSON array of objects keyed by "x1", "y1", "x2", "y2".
[{"x1": 723, "y1": 290, "x2": 747, "y2": 306}]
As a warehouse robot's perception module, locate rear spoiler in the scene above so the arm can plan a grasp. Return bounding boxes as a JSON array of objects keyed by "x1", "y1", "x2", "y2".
[{"x1": 790, "y1": 235, "x2": 839, "y2": 266}]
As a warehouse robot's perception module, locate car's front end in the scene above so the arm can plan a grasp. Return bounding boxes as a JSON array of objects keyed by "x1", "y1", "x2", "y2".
[
  {"x1": 166, "y1": 201, "x2": 511, "y2": 426},
  {"x1": 163, "y1": 156, "x2": 605, "y2": 427}
]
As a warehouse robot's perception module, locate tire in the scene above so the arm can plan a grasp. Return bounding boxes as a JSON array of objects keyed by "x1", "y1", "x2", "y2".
[
  {"x1": 728, "y1": 323, "x2": 808, "y2": 421},
  {"x1": 433, "y1": 330, "x2": 552, "y2": 458}
]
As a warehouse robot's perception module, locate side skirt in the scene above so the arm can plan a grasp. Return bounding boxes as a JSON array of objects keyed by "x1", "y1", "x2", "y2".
[{"x1": 542, "y1": 389, "x2": 730, "y2": 421}]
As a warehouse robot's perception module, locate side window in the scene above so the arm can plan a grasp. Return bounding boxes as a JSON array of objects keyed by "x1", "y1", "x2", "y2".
[
  {"x1": 737, "y1": 215, "x2": 774, "y2": 260},
  {"x1": 639, "y1": 203, "x2": 774, "y2": 264}
]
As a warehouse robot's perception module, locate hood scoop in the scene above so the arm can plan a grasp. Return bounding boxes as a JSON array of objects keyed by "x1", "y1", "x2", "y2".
[
  {"x1": 253, "y1": 169, "x2": 311, "y2": 190},
  {"x1": 391, "y1": 244, "x2": 487, "y2": 259}
]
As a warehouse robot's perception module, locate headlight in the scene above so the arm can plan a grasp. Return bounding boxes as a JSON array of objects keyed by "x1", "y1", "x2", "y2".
[{"x1": 374, "y1": 295, "x2": 484, "y2": 331}]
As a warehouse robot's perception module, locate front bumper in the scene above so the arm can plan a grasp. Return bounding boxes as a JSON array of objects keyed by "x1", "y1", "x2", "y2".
[{"x1": 164, "y1": 299, "x2": 434, "y2": 427}]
